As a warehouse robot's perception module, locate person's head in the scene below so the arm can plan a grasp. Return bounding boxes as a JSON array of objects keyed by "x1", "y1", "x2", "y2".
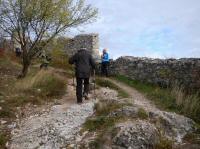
[{"x1": 103, "y1": 48, "x2": 107, "y2": 54}]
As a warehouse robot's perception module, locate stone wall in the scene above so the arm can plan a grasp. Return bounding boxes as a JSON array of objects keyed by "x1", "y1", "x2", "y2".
[
  {"x1": 64, "y1": 33, "x2": 101, "y2": 62},
  {"x1": 109, "y1": 56, "x2": 200, "y2": 91}
]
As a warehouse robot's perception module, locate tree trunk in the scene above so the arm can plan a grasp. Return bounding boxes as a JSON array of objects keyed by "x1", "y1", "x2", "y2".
[
  {"x1": 21, "y1": 60, "x2": 30, "y2": 78},
  {"x1": 18, "y1": 47, "x2": 30, "y2": 78}
]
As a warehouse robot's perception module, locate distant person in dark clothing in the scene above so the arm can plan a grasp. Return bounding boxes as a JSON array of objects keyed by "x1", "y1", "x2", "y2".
[
  {"x1": 40, "y1": 55, "x2": 51, "y2": 70},
  {"x1": 15, "y1": 48, "x2": 21, "y2": 57},
  {"x1": 69, "y1": 48, "x2": 95, "y2": 104},
  {"x1": 101, "y1": 48, "x2": 110, "y2": 77}
]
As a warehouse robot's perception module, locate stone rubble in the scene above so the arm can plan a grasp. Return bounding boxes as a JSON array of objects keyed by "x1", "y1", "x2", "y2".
[
  {"x1": 112, "y1": 120, "x2": 160, "y2": 149},
  {"x1": 149, "y1": 110, "x2": 195, "y2": 143},
  {"x1": 1, "y1": 120, "x2": 7, "y2": 125},
  {"x1": 109, "y1": 104, "x2": 195, "y2": 144},
  {"x1": 8, "y1": 101, "x2": 95, "y2": 149}
]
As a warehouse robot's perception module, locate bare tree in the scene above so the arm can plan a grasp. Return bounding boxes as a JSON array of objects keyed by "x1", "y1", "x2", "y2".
[{"x1": 0, "y1": 0, "x2": 98, "y2": 77}]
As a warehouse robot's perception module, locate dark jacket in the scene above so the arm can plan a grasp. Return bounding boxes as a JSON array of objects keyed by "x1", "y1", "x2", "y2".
[{"x1": 69, "y1": 49, "x2": 95, "y2": 78}]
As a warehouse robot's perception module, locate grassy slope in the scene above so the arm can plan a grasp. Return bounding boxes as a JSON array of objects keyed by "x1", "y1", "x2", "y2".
[
  {"x1": 114, "y1": 75, "x2": 200, "y2": 123},
  {"x1": 0, "y1": 54, "x2": 68, "y2": 148},
  {"x1": 114, "y1": 75, "x2": 200, "y2": 146}
]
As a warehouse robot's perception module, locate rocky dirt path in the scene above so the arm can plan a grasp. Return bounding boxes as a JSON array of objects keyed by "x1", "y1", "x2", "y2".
[
  {"x1": 7, "y1": 77, "x2": 198, "y2": 149},
  {"x1": 8, "y1": 81, "x2": 96, "y2": 149},
  {"x1": 106, "y1": 78, "x2": 196, "y2": 144},
  {"x1": 106, "y1": 78, "x2": 157, "y2": 111}
]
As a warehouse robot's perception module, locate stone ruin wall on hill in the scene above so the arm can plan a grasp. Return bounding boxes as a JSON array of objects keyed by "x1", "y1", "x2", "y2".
[
  {"x1": 109, "y1": 56, "x2": 200, "y2": 91},
  {"x1": 64, "y1": 33, "x2": 101, "y2": 62},
  {"x1": 64, "y1": 34, "x2": 200, "y2": 91}
]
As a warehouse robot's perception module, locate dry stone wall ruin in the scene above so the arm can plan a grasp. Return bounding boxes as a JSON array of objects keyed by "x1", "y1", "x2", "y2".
[
  {"x1": 64, "y1": 34, "x2": 101, "y2": 62},
  {"x1": 109, "y1": 56, "x2": 200, "y2": 91},
  {"x1": 64, "y1": 34, "x2": 200, "y2": 91}
]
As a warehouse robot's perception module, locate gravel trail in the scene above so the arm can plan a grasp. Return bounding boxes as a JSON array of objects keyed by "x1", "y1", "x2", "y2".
[
  {"x1": 106, "y1": 78, "x2": 156, "y2": 111},
  {"x1": 106, "y1": 78, "x2": 196, "y2": 143},
  {"x1": 8, "y1": 78, "x2": 196, "y2": 148},
  {"x1": 8, "y1": 83, "x2": 95, "y2": 149}
]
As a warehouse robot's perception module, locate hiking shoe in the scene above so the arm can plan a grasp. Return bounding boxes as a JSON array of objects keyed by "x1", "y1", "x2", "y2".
[
  {"x1": 83, "y1": 93, "x2": 89, "y2": 100},
  {"x1": 77, "y1": 101, "x2": 83, "y2": 105}
]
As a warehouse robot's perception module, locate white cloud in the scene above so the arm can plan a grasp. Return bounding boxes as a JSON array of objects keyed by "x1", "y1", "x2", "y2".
[{"x1": 74, "y1": 0, "x2": 200, "y2": 58}]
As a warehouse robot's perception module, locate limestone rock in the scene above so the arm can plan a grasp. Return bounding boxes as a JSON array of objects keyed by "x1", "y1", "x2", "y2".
[
  {"x1": 8, "y1": 101, "x2": 95, "y2": 149},
  {"x1": 112, "y1": 120, "x2": 159, "y2": 149},
  {"x1": 1, "y1": 120, "x2": 7, "y2": 125},
  {"x1": 109, "y1": 106, "x2": 139, "y2": 118},
  {"x1": 149, "y1": 111, "x2": 195, "y2": 142}
]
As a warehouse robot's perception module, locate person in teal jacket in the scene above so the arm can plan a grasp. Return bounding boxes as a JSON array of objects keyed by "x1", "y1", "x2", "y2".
[{"x1": 101, "y1": 48, "x2": 110, "y2": 77}]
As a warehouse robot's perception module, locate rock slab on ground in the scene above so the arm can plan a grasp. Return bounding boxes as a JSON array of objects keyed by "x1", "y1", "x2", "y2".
[
  {"x1": 8, "y1": 101, "x2": 95, "y2": 149},
  {"x1": 112, "y1": 120, "x2": 159, "y2": 149}
]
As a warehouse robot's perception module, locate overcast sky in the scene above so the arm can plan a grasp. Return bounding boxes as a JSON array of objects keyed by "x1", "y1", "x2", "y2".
[{"x1": 72, "y1": 0, "x2": 200, "y2": 59}]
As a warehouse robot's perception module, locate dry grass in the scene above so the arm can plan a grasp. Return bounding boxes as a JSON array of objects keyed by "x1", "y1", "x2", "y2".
[
  {"x1": 171, "y1": 84, "x2": 185, "y2": 106},
  {"x1": 115, "y1": 75, "x2": 200, "y2": 123},
  {"x1": 171, "y1": 84, "x2": 200, "y2": 122},
  {"x1": 0, "y1": 52, "x2": 69, "y2": 148},
  {"x1": 84, "y1": 102, "x2": 126, "y2": 132},
  {"x1": 0, "y1": 54, "x2": 68, "y2": 115},
  {"x1": 138, "y1": 108, "x2": 148, "y2": 120},
  {"x1": 155, "y1": 137, "x2": 173, "y2": 149},
  {"x1": 83, "y1": 101, "x2": 128, "y2": 149},
  {"x1": 0, "y1": 67, "x2": 67, "y2": 119},
  {"x1": 14, "y1": 69, "x2": 67, "y2": 98}
]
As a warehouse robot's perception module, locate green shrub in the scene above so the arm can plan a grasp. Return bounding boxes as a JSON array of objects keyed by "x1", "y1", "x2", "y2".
[
  {"x1": 50, "y1": 49, "x2": 72, "y2": 70},
  {"x1": 0, "y1": 107, "x2": 15, "y2": 118},
  {"x1": 138, "y1": 108, "x2": 148, "y2": 120},
  {"x1": 0, "y1": 132, "x2": 9, "y2": 148}
]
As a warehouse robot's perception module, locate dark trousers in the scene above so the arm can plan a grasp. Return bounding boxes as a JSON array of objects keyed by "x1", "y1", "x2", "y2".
[
  {"x1": 76, "y1": 78, "x2": 89, "y2": 103},
  {"x1": 101, "y1": 61, "x2": 109, "y2": 77}
]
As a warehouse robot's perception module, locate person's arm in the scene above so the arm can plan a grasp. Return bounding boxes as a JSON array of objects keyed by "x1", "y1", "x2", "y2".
[
  {"x1": 106, "y1": 53, "x2": 109, "y2": 61},
  {"x1": 90, "y1": 55, "x2": 96, "y2": 70},
  {"x1": 68, "y1": 54, "x2": 76, "y2": 65}
]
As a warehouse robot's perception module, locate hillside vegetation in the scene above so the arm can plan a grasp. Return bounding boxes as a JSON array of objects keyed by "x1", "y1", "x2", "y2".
[
  {"x1": 115, "y1": 75, "x2": 200, "y2": 123},
  {"x1": 0, "y1": 51, "x2": 69, "y2": 148},
  {"x1": 1, "y1": 50, "x2": 200, "y2": 149}
]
